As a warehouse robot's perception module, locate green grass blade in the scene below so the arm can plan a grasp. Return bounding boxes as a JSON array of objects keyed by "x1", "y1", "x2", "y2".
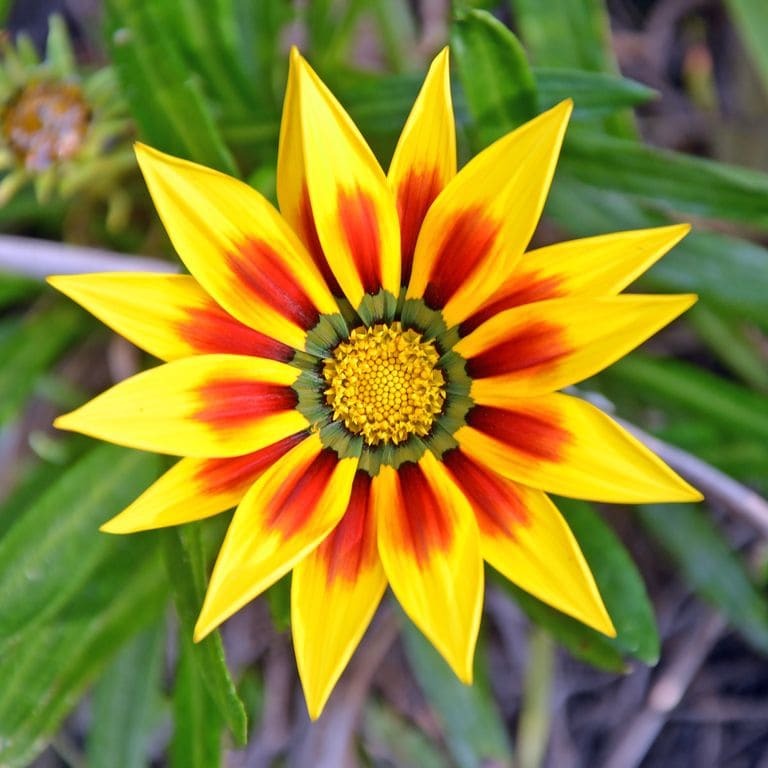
[
  {"x1": 0, "y1": 301, "x2": 90, "y2": 428},
  {"x1": 559, "y1": 499, "x2": 660, "y2": 664},
  {"x1": 724, "y1": 0, "x2": 768, "y2": 97},
  {"x1": 402, "y1": 619, "x2": 512, "y2": 768},
  {"x1": 88, "y1": 620, "x2": 168, "y2": 768},
  {"x1": 451, "y1": 9, "x2": 537, "y2": 148},
  {"x1": 0, "y1": 445, "x2": 161, "y2": 646},
  {"x1": 171, "y1": 634, "x2": 223, "y2": 768},
  {"x1": 640, "y1": 504, "x2": 768, "y2": 653},
  {"x1": 0, "y1": 540, "x2": 168, "y2": 767},
  {"x1": 163, "y1": 523, "x2": 248, "y2": 745},
  {"x1": 561, "y1": 129, "x2": 768, "y2": 228}
]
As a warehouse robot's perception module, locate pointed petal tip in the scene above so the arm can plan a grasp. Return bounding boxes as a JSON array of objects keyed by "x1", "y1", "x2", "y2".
[
  {"x1": 192, "y1": 615, "x2": 214, "y2": 644},
  {"x1": 584, "y1": 596, "x2": 617, "y2": 638},
  {"x1": 98, "y1": 517, "x2": 127, "y2": 535},
  {"x1": 304, "y1": 689, "x2": 330, "y2": 721},
  {"x1": 432, "y1": 46, "x2": 450, "y2": 67},
  {"x1": 53, "y1": 412, "x2": 76, "y2": 432},
  {"x1": 553, "y1": 97, "x2": 574, "y2": 119}
]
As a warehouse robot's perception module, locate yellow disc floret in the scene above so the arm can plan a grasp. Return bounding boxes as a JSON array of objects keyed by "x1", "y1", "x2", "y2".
[{"x1": 323, "y1": 322, "x2": 446, "y2": 445}]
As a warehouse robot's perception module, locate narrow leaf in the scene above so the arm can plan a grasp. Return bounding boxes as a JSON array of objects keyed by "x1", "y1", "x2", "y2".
[
  {"x1": 561, "y1": 129, "x2": 768, "y2": 229},
  {"x1": 0, "y1": 301, "x2": 89, "y2": 427},
  {"x1": 171, "y1": 633, "x2": 223, "y2": 768},
  {"x1": 640, "y1": 504, "x2": 768, "y2": 653},
  {"x1": 0, "y1": 445, "x2": 160, "y2": 645},
  {"x1": 501, "y1": 578, "x2": 626, "y2": 672},
  {"x1": 0, "y1": 539, "x2": 168, "y2": 767},
  {"x1": 163, "y1": 523, "x2": 248, "y2": 744},
  {"x1": 558, "y1": 498, "x2": 659, "y2": 664},
  {"x1": 88, "y1": 619, "x2": 168, "y2": 768},
  {"x1": 451, "y1": 8, "x2": 537, "y2": 147},
  {"x1": 606, "y1": 354, "x2": 768, "y2": 444},
  {"x1": 402, "y1": 618, "x2": 512, "y2": 768}
]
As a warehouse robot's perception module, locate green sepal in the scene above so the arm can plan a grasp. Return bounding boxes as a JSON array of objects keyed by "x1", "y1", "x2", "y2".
[
  {"x1": 400, "y1": 297, "x2": 449, "y2": 341},
  {"x1": 357, "y1": 288, "x2": 398, "y2": 325},
  {"x1": 304, "y1": 312, "x2": 348, "y2": 357}
]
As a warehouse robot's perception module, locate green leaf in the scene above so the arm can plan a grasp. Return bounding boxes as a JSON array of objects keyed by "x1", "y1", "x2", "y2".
[
  {"x1": 640, "y1": 504, "x2": 768, "y2": 653},
  {"x1": 105, "y1": 0, "x2": 238, "y2": 175},
  {"x1": 171, "y1": 633, "x2": 223, "y2": 768},
  {"x1": 558, "y1": 499, "x2": 659, "y2": 664},
  {"x1": 509, "y1": 0, "x2": 635, "y2": 136},
  {"x1": 605, "y1": 354, "x2": 768, "y2": 443},
  {"x1": 0, "y1": 301, "x2": 89, "y2": 427},
  {"x1": 402, "y1": 619, "x2": 512, "y2": 768},
  {"x1": 163, "y1": 523, "x2": 248, "y2": 745},
  {"x1": 224, "y1": 0, "x2": 293, "y2": 114},
  {"x1": 0, "y1": 445, "x2": 161, "y2": 646},
  {"x1": 509, "y1": 0, "x2": 615, "y2": 72},
  {"x1": 499, "y1": 579, "x2": 625, "y2": 671},
  {"x1": 0, "y1": 273, "x2": 39, "y2": 309},
  {"x1": 0, "y1": 538, "x2": 168, "y2": 768},
  {"x1": 724, "y1": 0, "x2": 768, "y2": 98},
  {"x1": 0, "y1": 436, "x2": 91, "y2": 540},
  {"x1": 497, "y1": 500, "x2": 659, "y2": 670},
  {"x1": 546, "y1": 179, "x2": 768, "y2": 328},
  {"x1": 561, "y1": 129, "x2": 768, "y2": 228},
  {"x1": 363, "y1": 700, "x2": 449, "y2": 768},
  {"x1": 88, "y1": 619, "x2": 168, "y2": 768},
  {"x1": 451, "y1": 9, "x2": 537, "y2": 147},
  {"x1": 535, "y1": 68, "x2": 657, "y2": 114}
]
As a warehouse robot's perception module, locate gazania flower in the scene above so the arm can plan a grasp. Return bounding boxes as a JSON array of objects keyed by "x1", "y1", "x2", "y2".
[{"x1": 50, "y1": 48, "x2": 702, "y2": 718}]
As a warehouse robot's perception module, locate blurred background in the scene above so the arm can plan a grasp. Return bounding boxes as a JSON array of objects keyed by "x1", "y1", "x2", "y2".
[{"x1": 0, "y1": 0, "x2": 767, "y2": 766}]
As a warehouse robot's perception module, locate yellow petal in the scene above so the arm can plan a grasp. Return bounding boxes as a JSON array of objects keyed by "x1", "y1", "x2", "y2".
[
  {"x1": 292, "y1": 471, "x2": 387, "y2": 719},
  {"x1": 443, "y1": 449, "x2": 614, "y2": 635},
  {"x1": 456, "y1": 294, "x2": 697, "y2": 399},
  {"x1": 295, "y1": 53, "x2": 401, "y2": 308},
  {"x1": 101, "y1": 433, "x2": 307, "y2": 533},
  {"x1": 406, "y1": 100, "x2": 572, "y2": 327},
  {"x1": 54, "y1": 354, "x2": 307, "y2": 458},
  {"x1": 135, "y1": 143, "x2": 338, "y2": 350},
  {"x1": 276, "y1": 49, "x2": 341, "y2": 295},
  {"x1": 388, "y1": 47, "x2": 456, "y2": 284},
  {"x1": 374, "y1": 453, "x2": 483, "y2": 682},
  {"x1": 195, "y1": 434, "x2": 357, "y2": 640},
  {"x1": 461, "y1": 223, "x2": 691, "y2": 333},
  {"x1": 456, "y1": 392, "x2": 702, "y2": 503},
  {"x1": 48, "y1": 273, "x2": 293, "y2": 362}
]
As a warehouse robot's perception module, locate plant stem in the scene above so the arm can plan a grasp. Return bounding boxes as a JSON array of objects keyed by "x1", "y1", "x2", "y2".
[{"x1": 516, "y1": 625, "x2": 555, "y2": 768}]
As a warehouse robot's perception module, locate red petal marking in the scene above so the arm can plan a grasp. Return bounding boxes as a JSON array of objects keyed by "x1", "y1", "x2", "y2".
[
  {"x1": 423, "y1": 207, "x2": 501, "y2": 310},
  {"x1": 225, "y1": 239, "x2": 319, "y2": 330},
  {"x1": 338, "y1": 187, "x2": 382, "y2": 295},
  {"x1": 443, "y1": 449, "x2": 529, "y2": 538},
  {"x1": 195, "y1": 379, "x2": 298, "y2": 428},
  {"x1": 396, "y1": 168, "x2": 443, "y2": 285},
  {"x1": 300, "y1": 185, "x2": 341, "y2": 295},
  {"x1": 177, "y1": 305, "x2": 294, "y2": 361},
  {"x1": 263, "y1": 448, "x2": 340, "y2": 538},
  {"x1": 391, "y1": 462, "x2": 453, "y2": 567},
  {"x1": 317, "y1": 471, "x2": 374, "y2": 584},
  {"x1": 461, "y1": 272, "x2": 565, "y2": 335},
  {"x1": 465, "y1": 320, "x2": 570, "y2": 380},
  {"x1": 467, "y1": 404, "x2": 570, "y2": 462},
  {"x1": 195, "y1": 432, "x2": 308, "y2": 496}
]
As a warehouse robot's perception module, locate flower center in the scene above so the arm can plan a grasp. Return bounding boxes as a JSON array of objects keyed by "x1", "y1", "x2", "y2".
[
  {"x1": 3, "y1": 81, "x2": 91, "y2": 171},
  {"x1": 323, "y1": 322, "x2": 446, "y2": 446}
]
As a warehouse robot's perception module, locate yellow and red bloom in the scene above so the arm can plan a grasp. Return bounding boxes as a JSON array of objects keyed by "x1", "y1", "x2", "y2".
[{"x1": 50, "y1": 49, "x2": 702, "y2": 718}]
